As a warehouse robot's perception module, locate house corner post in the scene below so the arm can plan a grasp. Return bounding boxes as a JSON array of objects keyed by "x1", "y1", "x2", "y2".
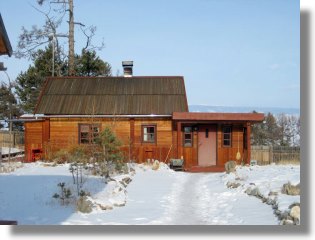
[
  {"x1": 246, "y1": 122, "x2": 251, "y2": 165},
  {"x1": 177, "y1": 121, "x2": 182, "y2": 159},
  {"x1": 130, "y1": 118, "x2": 135, "y2": 161}
]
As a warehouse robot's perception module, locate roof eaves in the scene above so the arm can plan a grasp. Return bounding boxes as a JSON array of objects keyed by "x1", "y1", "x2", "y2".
[{"x1": 0, "y1": 14, "x2": 13, "y2": 57}]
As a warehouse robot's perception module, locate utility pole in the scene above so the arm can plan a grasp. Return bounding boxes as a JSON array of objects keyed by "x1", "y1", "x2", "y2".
[{"x1": 68, "y1": 0, "x2": 75, "y2": 76}]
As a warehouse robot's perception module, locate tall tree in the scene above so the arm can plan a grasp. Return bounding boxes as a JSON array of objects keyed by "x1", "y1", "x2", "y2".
[
  {"x1": 0, "y1": 83, "x2": 23, "y2": 130},
  {"x1": 16, "y1": 0, "x2": 104, "y2": 76},
  {"x1": 15, "y1": 46, "x2": 111, "y2": 114},
  {"x1": 75, "y1": 49, "x2": 112, "y2": 77},
  {"x1": 277, "y1": 114, "x2": 291, "y2": 147},
  {"x1": 15, "y1": 44, "x2": 66, "y2": 113},
  {"x1": 264, "y1": 112, "x2": 280, "y2": 145}
]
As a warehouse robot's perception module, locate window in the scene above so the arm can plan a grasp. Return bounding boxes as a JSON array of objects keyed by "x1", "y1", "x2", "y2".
[
  {"x1": 79, "y1": 124, "x2": 100, "y2": 144},
  {"x1": 183, "y1": 126, "x2": 193, "y2": 147},
  {"x1": 223, "y1": 126, "x2": 232, "y2": 147},
  {"x1": 142, "y1": 125, "x2": 156, "y2": 143}
]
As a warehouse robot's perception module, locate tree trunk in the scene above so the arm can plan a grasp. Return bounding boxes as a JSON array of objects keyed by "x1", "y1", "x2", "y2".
[{"x1": 68, "y1": 0, "x2": 75, "y2": 76}]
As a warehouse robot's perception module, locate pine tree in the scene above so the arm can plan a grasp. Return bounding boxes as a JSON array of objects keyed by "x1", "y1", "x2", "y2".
[
  {"x1": 75, "y1": 49, "x2": 111, "y2": 77},
  {"x1": 15, "y1": 45, "x2": 111, "y2": 114},
  {"x1": 97, "y1": 126, "x2": 125, "y2": 173},
  {"x1": 0, "y1": 83, "x2": 22, "y2": 130}
]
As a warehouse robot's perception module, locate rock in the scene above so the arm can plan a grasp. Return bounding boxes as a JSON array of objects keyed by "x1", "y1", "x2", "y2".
[
  {"x1": 152, "y1": 160, "x2": 160, "y2": 170},
  {"x1": 290, "y1": 206, "x2": 300, "y2": 222},
  {"x1": 119, "y1": 181, "x2": 127, "y2": 188},
  {"x1": 226, "y1": 181, "x2": 241, "y2": 189},
  {"x1": 282, "y1": 220, "x2": 294, "y2": 225},
  {"x1": 76, "y1": 196, "x2": 93, "y2": 213},
  {"x1": 225, "y1": 160, "x2": 236, "y2": 174},
  {"x1": 268, "y1": 191, "x2": 278, "y2": 196},
  {"x1": 266, "y1": 198, "x2": 276, "y2": 205},
  {"x1": 281, "y1": 182, "x2": 300, "y2": 196},
  {"x1": 245, "y1": 187, "x2": 260, "y2": 197},
  {"x1": 281, "y1": 211, "x2": 289, "y2": 219},
  {"x1": 114, "y1": 202, "x2": 126, "y2": 207},
  {"x1": 122, "y1": 177, "x2": 132, "y2": 185},
  {"x1": 99, "y1": 204, "x2": 113, "y2": 211}
]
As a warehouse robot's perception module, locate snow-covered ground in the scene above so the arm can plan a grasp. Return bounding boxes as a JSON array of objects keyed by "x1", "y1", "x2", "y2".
[
  {"x1": 0, "y1": 162, "x2": 299, "y2": 225},
  {"x1": 0, "y1": 147, "x2": 24, "y2": 155}
]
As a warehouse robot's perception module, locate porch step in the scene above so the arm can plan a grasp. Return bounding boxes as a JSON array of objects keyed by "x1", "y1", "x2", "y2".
[{"x1": 188, "y1": 165, "x2": 225, "y2": 173}]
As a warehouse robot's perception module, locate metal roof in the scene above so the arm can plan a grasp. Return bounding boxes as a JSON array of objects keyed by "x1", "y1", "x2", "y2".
[
  {"x1": 35, "y1": 76, "x2": 188, "y2": 115},
  {"x1": 172, "y1": 112, "x2": 264, "y2": 122}
]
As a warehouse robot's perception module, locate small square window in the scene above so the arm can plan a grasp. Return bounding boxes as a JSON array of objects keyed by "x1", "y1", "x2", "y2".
[
  {"x1": 142, "y1": 125, "x2": 156, "y2": 143},
  {"x1": 183, "y1": 126, "x2": 193, "y2": 147},
  {"x1": 223, "y1": 126, "x2": 232, "y2": 147},
  {"x1": 79, "y1": 124, "x2": 100, "y2": 144}
]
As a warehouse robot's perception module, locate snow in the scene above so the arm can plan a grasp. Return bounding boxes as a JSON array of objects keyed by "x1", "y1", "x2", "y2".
[
  {"x1": 0, "y1": 147, "x2": 24, "y2": 155},
  {"x1": 0, "y1": 162, "x2": 299, "y2": 225}
]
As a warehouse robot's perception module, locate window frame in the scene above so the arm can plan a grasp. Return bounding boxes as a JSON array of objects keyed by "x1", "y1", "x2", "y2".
[
  {"x1": 222, "y1": 125, "x2": 232, "y2": 147},
  {"x1": 141, "y1": 124, "x2": 157, "y2": 144},
  {"x1": 183, "y1": 126, "x2": 193, "y2": 147},
  {"x1": 78, "y1": 123, "x2": 101, "y2": 144}
]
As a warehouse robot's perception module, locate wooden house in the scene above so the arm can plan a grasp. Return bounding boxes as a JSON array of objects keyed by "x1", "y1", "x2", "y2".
[
  {"x1": 23, "y1": 62, "x2": 264, "y2": 171},
  {"x1": 0, "y1": 14, "x2": 12, "y2": 57}
]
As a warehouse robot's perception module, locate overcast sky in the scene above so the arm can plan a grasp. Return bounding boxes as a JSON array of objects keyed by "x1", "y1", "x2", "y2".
[{"x1": 0, "y1": 0, "x2": 300, "y2": 108}]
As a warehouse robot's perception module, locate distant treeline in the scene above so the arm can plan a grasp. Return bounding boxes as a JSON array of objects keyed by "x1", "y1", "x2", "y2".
[{"x1": 251, "y1": 112, "x2": 300, "y2": 147}]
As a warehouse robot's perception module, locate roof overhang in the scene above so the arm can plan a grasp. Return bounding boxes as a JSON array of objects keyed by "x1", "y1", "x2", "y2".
[
  {"x1": 17, "y1": 114, "x2": 172, "y2": 122},
  {"x1": 0, "y1": 14, "x2": 13, "y2": 57},
  {"x1": 172, "y1": 112, "x2": 264, "y2": 122}
]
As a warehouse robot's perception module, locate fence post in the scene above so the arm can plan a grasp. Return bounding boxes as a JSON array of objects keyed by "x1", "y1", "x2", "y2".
[{"x1": 269, "y1": 145, "x2": 273, "y2": 164}]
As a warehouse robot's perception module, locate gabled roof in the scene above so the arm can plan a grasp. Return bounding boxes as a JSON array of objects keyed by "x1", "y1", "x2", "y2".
[
  {"x1": 35, "y1": 76, "x2": 189, "y2": 115},
  {"x1": 0, "y1": 14, "x2": 12, "y2": 57}
]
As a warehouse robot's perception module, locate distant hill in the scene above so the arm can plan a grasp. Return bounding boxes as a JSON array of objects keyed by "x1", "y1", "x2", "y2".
[{"x1": 189, "y1": 105, "x2": 300, "y2": 116}]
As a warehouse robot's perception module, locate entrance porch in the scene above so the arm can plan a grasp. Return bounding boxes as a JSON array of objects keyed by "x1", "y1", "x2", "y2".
[{"x1": 172, "y1": 112, "x2": 264, "y2": 172}]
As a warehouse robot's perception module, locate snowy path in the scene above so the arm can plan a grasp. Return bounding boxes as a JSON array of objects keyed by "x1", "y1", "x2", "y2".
[
  {"x1": 0, "y1": 163, "x2": 292, "y2": 225},
  {"x1": 153, "y1": 172, "x2": 278, "y2": 225}
]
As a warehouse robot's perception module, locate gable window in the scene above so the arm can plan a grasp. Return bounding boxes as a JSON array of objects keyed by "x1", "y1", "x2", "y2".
[
  {"x1": 79, "y1": 124, "x2": 100, "y2": 144},
  {"x1": 142, "y1": 125, "x2": 156, "y2": 143},
  {"x1": 223, "y1": 126, "x2": 232, "y2": 147},
  {"x1": 183, "y1": 126, "x2": 193, "y2": 147}
]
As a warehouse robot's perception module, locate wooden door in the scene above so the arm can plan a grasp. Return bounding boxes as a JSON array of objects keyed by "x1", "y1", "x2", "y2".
[{"x1": 198, "y1": 125, "x2": 217, "y2": 166}]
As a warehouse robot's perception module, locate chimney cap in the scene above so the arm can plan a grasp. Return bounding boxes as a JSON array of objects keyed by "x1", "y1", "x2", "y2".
[{"x1": 122, "y1": 61, "x2": 133, "y2": 67}]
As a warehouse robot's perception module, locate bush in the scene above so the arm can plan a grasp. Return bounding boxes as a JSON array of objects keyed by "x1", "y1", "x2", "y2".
[
  {"x1": 52, "y1": 149, "x2": 71, "y2": 164},
  {"x1": 76, "y1": 196, "x2": 93, "y2": 213},
  {"x1": 52, "y1": 182, "x2": 72, "y2": 205}
]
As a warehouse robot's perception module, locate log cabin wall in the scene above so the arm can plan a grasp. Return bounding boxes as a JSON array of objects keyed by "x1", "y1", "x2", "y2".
[
  {"x1": 132, "y1": 118, "x2": 174, "y2": 163},
  {"x1": 24, "y1": 121, "x2": 44, "y2": 162},
  {"x1": 25, "y1": 117, "x2": 175, "y2": 163},
  {"x1": 217, "y1": 124, "x2": 246, "y2": 166}
]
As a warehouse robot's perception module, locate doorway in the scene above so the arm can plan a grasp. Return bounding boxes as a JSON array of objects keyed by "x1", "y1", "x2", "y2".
[{"x1": 198, "y1": 125, "x2": 217, "y2": 166}]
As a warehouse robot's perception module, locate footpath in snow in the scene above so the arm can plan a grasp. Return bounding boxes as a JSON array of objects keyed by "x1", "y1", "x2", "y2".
[{"x1": 0, "y1": 162, "x2": 299, "y2": 225}]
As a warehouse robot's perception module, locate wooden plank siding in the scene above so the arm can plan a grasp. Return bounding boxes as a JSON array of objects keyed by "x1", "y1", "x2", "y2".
[
  {"x1": 24, "y1": 121, "x2": 43, "y2": 162},
  {"x1": 24, "y1": 117, "x2": 175, "y2": 163},
  {"x1": 217, "y1": 124, "x2": 247, "y2": 166},
  {"x1": 24, "y1": 117, "x2": 254, "y2": 172}
]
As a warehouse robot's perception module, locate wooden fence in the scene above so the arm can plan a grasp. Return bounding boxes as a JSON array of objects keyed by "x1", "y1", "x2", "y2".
[
  {"x1": 0, "y1": 131, "x2": 25, "y2": 149},
  {"x1": 251, "y1": 145, "x2": 300, "y2": 165}
]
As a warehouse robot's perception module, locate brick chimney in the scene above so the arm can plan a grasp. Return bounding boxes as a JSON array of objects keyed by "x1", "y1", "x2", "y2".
[{"x1": 122, "y1": 61, "x2": 133, "y2": 77}]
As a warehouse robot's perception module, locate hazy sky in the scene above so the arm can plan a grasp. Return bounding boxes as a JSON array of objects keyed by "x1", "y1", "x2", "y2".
[{"x1": 0, "y1": 0, "x2": 300, "y2": 108}]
